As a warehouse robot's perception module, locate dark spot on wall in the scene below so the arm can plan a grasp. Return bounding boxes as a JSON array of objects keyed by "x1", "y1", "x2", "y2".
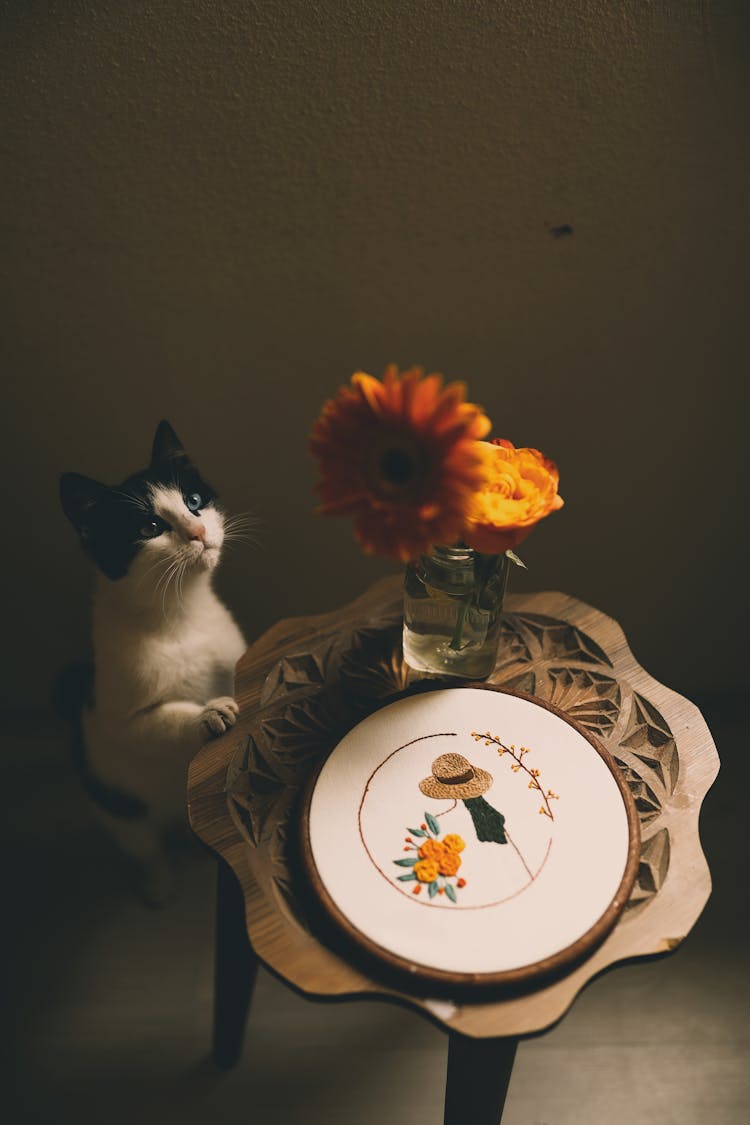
[{"x1": 550, "y1": 224, "x2": 574, "y2": 238}]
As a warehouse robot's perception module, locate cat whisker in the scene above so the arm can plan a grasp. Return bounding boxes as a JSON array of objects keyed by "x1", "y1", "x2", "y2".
[
  {"x1": 222, "y1": 536, "x2": 263, "y2": 553},
  {"x1": 138, "y1": 550, "x2": 186, "y2": 593},
  {"x1": 111, "y1": 488, "x2": 150, "y2": 512},
  {"x1": 155, "y1": 556, "x2": 182, "y2": 607},
  {"x1": 221, "y1": 513, "x2": 263, "y2": 551},
  {"x1": 222, "y1": 513, "x2": 262, "y2": 533},
  {"x1": 222, "y1": 530, "x2": 260, "y2": 544},
  {"x1": 223, "y1": 524, "x2": 261, "y2": 537},
  {"x1": 154, "y1": 563, "x2": 176, "y2": 600},
  {"x1": 160, "y1": 563, "x2": 183, "y2": 617},
  {"x1": 136, "y1": 552, "x2": 175, "y2": 588},
  {"x1": 176, "y1": 556, "x2": 190, "y2": 606}
]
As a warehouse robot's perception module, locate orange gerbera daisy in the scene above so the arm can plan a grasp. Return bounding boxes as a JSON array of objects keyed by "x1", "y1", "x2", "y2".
[{"x1": 310, "y1": 365, "x2": 492, "y2": 562}]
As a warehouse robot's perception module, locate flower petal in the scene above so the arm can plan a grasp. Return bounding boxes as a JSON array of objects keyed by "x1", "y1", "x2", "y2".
[{"x1": 311, "y1": 366, "x2": 493, "y2": 561}]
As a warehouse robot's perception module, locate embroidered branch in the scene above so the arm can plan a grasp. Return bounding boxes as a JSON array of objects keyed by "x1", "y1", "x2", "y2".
[{"x1": 471, "y1": 731, "x2": 560, "y2": 820}]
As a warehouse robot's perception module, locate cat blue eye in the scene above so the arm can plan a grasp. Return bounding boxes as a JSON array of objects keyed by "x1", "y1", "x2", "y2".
[{"x1": 185, "y1": 493, "x2": 203, "y2": 512}]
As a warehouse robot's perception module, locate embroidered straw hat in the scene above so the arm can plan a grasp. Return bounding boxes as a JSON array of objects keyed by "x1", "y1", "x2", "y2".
[{"x1": 419, "y1": 753, "x2": 492, "y2": 801}]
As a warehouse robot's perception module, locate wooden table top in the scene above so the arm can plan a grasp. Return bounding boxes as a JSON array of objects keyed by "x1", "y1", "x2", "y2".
[{"x1": 187, "y1": 576, "x2": 719, "y2": 1039}]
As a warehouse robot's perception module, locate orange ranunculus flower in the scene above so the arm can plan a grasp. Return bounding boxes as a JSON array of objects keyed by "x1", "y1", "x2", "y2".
[
  {"x1": 417, "y1": 838, "x2": 445, "y2": 862},
  {"x1": 414, "y1": 859, "x2": 440, "y2": 883},
  {"x1": 438, "y1": 850, "x2": 462, "y2": 876},
  {"x1": 309, "y1": 365, "x2": 492, "y2": 562},
  {"x1": 442, "y1": 834, "x2": 466, "y2": 854},
  {"x1": 462, "y1": 439, "x2": 564, "y2": 554}
]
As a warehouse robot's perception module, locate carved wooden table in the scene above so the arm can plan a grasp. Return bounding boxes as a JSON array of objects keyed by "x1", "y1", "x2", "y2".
[{"x1": 187, "y1": 576, "x2": 719, "y2": 1124}]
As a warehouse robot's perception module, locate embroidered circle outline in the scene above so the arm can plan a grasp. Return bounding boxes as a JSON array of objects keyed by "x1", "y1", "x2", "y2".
[{"x1": 356, "y1": 732, "x2": 553, "y2": 910}]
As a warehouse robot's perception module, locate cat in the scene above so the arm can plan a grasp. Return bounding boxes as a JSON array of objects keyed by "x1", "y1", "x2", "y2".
[{"x1": 60, "y1": 420, "x2": 247, "y2": 903}]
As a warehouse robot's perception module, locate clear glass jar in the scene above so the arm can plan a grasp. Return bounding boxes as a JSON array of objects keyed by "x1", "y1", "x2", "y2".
[{"x1": 402, "y1": 545, "x2": 510, "y2": 679}]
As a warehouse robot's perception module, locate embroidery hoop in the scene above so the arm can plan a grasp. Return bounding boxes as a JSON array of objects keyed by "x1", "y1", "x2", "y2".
[{"x1": 299, "y1": 684, "x2": 641, "y2": 993}]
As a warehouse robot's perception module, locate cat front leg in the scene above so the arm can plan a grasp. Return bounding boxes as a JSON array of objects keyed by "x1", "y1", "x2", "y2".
[
  {"x1": 129, "y1": 697, "x2": 238, "y2": 759},
  {"x1": 200, "y1": 696, "x2": 239, "y2": 738}
]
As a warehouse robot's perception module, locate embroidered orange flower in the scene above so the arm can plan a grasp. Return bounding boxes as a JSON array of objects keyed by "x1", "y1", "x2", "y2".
[
  {"x1": 417, "y1": 838, "x2": 445, "y2": 862},
  {"x1": 438, "y1": 850, "x2": 462, "y2": 877},
  {"x1": 414, "y1": 859, "x2": 440, "y2": 883},
  {"x1": 463, "y1": 439, "x2": 563, "y2": 554},
  {"x1": 442, "y1": 834, "x2": 466, "y2": 854},
  {"x1": 310, "y1": 365, "x2": 492, "y2": 562}
]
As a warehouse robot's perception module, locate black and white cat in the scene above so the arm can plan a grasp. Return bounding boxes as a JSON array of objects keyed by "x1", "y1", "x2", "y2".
[{"x1": 60, "y1": 420, "x2": 247, "y2": 902}]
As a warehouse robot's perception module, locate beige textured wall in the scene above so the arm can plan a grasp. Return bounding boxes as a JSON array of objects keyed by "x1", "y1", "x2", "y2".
[{"x1": 1, "y1": 1, "x2": 748, "y2": 708}]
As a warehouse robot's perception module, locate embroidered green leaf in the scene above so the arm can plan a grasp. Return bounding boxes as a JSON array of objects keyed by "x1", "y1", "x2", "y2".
[
  {"x1": 445, "y1": 883, "x2": 458, "y2": 903},
  {"x1": 428, "y1": 880, "x2": 439, "y2": 898},
  {"x1": 408, "y1": 827, "x2": 428, "y2": 837},
  {"x1": 425, "y1": 812, "x2": 440, "y2": 836},
  {"x1": 397, "y1": 872, "x2": 417, "y2": 882},
  {"x1": 393, "y1": 858, "x2": 418, "y2": 867}
]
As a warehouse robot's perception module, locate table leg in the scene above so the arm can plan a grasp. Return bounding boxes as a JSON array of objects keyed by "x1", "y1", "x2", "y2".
[
  {"x1": 212, "y1": 856, "x2": 258, "y2": 1068},
  {"x1": 443, "y1": 1032, "x2": 518, "y2": 1125}
]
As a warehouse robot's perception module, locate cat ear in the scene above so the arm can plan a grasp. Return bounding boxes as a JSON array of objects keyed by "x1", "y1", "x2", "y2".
[
  {"x1": 151, "y1": 420, "x2": 189, "y2": 467},
  {"x1": 60, "y1": 473, "x2": 108, "y2": 541}
]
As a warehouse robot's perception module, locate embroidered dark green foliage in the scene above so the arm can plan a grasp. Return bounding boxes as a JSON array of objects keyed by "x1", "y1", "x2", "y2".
[
  {"x1": 408, "y1": 826, "x2": 428, "y2": 837},
  {"x1": 463, "y1": 795, "x2": 507, "y2": 843},
  {"x1": 445, "y1": 884, "x2": 457, "y2": 903},
  {"x1": 397, "y1": 872, "x2": 417, "y2": 881},
  {"x1": 394, "y1": 857, "x2": 417, "y2": 866},
  {"x1": 428, "y1": 880, "x2": 439, "y2": 898},
  {"x1": 425, "y1": 811, "x2": 440, "y2": 836}
]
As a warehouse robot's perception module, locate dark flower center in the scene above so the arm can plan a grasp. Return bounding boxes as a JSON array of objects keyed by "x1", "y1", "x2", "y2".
[{"x1": 379, "y1": 447, "x2": 416, "y2": 485}]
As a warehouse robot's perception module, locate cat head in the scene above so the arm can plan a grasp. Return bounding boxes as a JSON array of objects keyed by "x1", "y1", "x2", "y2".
[{"x1": 60, "y1": 421, "x2": 226, "y2": 584}]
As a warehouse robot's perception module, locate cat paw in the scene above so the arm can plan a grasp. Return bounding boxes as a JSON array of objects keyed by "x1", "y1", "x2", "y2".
[{"x1": 200, "y1": 696, "x2": 239, "y2": 739}]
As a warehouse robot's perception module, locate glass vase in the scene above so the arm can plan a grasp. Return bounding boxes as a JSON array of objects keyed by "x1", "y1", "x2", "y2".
[{"x1": 402, "y1": 545, "x2": 510, "y2": 679}]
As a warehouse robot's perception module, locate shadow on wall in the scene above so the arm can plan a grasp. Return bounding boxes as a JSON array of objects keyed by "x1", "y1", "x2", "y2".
[{"x1": 1, "y1": 0, "x2": 749, "y2": 706}]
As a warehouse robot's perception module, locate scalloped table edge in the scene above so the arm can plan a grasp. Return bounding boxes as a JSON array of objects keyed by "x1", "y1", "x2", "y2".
[{"x1": 187, "y1": 576, "x2": 720, "y2": 1040}]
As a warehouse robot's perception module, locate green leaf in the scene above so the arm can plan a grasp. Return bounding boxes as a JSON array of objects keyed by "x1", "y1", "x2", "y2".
[
  {"x1": 445, "y1": 883, "x2": 457, "y2": 903},
  {"x1": 428, "y1": 880, "x2": 439, "y2": 898},
  {"x1": 397, "y1": 872, "x2": 417, "y2": 882},
  {"x1": 408, "y1": 827, "x2": 428, "y2": 837},
  {"x1": 425, "y1": 811, "x2": 440, "y2": 836},
  {"x1": 393, "y1": 857, "x2": 418, "y2": 867},
  {"x1": 505, "y1": 549, "x2": 527, "y2": 569}
]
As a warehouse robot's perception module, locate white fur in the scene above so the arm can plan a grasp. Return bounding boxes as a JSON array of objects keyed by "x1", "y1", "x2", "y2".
[{"x1": 83, "y1": 486, "x2": 246, "y2": 897}]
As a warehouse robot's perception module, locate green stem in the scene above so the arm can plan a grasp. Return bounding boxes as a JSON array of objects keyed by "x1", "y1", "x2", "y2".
[
  {"x1": 449, "y1": 590, "x2": 473, "y2": 650},
  {"x1": 448, "y1": 552, "x2": 506, "y2": 651}
]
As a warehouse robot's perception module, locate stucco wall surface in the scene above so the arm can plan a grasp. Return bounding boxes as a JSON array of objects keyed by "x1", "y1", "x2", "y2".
[{"x1": 1, "y1": 1, "x2": 748, "y2": 707}]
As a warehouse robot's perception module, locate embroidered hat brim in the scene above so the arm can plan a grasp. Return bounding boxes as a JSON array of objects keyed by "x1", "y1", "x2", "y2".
[{"x1": 419, "y1": 767, "x2": 493, "y2": 801}]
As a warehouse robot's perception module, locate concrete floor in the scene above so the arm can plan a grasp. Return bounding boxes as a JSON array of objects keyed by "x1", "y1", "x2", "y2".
[{"x1": 4, "y1": 700, "x2": 748, "y2": 1125}]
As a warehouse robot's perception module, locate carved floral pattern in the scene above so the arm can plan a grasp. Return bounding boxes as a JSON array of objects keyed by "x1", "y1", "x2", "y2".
[
  {"x1": 339, "y1": 623, "x2": 410, "y2": 712},
  {"x1": 614, "y1": 760, "x2": 662, "y2": 827},
  {"x1": 620, "y1": 693, "x2": 679, "y2": 795},
  {"x1": 544, "y1": 667, "x2": 621, "y2": 738},
  {"x1": 228, "y1": 601, "x2": 677, "y2": 917},
  {"x1": 625, "y1": 828, "x2": 671, "y2": 913}
]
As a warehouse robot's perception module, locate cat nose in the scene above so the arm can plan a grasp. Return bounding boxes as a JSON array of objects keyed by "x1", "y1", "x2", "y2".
[{"x1": 187, "y1": 522, "x2": 206, "y2": 542}]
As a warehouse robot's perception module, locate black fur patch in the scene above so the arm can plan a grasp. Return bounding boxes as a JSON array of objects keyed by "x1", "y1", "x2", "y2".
[
  {"x1": 56, "y1": 661, "x2": 149, "y2": 820},
  {"x1": 60, "y1": 421, "x2": 217, "y2": 580}
]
